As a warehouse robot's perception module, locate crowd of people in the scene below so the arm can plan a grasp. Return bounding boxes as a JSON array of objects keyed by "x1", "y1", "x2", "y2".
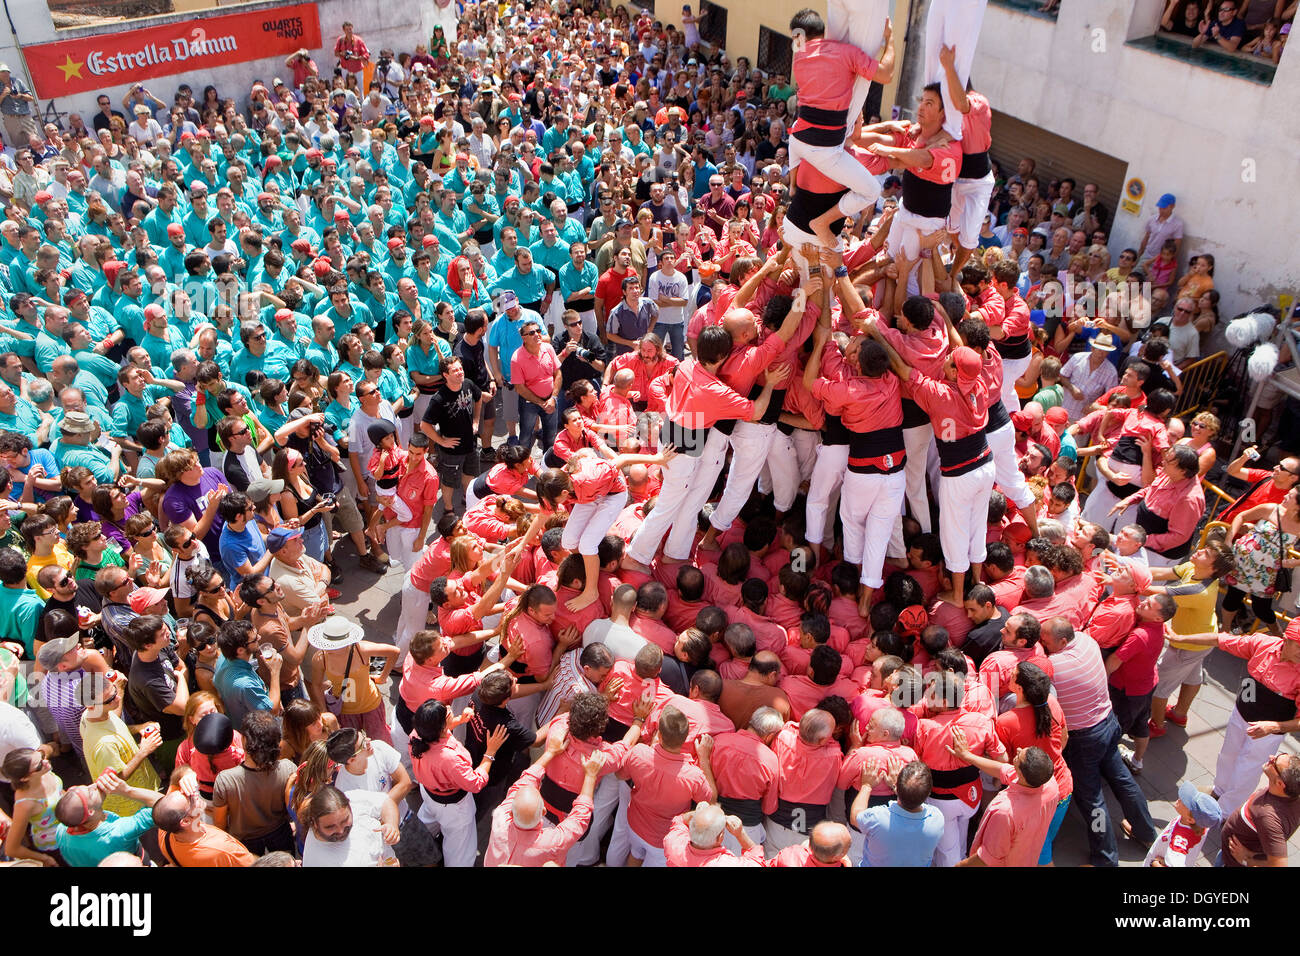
[{"x1": 0, "y1": 0, "x2": 1296, "y2": 870}]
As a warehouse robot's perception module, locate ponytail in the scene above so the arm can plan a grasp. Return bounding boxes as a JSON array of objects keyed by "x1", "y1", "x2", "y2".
[
  {"x1": 1016, "y1": 662, "x2": 1054, "y2": 739},
  {"x1": 410, "y1": 700, "x2": 449, "y2": 760}
]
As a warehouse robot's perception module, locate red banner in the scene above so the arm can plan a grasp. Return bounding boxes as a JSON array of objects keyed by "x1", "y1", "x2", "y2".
[{"x1": 25, "y1": 3, "x2": 322, "y2": 99}]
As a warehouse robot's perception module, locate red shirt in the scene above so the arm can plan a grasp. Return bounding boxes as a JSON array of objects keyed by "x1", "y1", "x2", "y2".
[
  {"x1": 597, "y1": 266, "x2": 636, "y2": 315},
  {"x1": 994, "y1": 696, "x2": 1073, "y2": 799},
  {"x1": 663, "y1": 813, "x2": 764, "y2": 866},
  {"x1": 666, "y1": 359, "x2": 753, "y2": 430},
  {"x1": 838, "y1": 741, "x2": 919, "y2": 796},
  {"x1": 622, "y1": 741, "x2": 713, "y2": 844},
  {"x1": 970, "y1": 763, "x2": 1060, "y2": 866},
  {"x1": 394, "y1": 459, "x2": 440, "y2": 528},
  {"x1": 607, "y1": 350, "x2": 678, "y2": 402},
  {"x1": 399, "y1": 656, "x2": 481, "y2": 711},
  {"x1": 960, "y1": 91, "x2": 993, "y2": 155},
  {"x1": 1088, "y1": 594, "x2": 1138, "y2": 649},
  {"x1": 791, "y1": 37, "x2": 879, "y2": 116},
  {"x1": 773, "y1": 721, "x2": 841, "y2": 806},
  {"x1": 710, "y1": 729, "x2": 780, "y2": 814},
  {"x1": 568, "y1": 455, "x2": 626, "y2": 503},
  {"x1": 809, "y1": 344, "x2": 903, "y2": 432},
  {"x1": 511, "y1": 343, "x2": 560, "y2": 400},
  {"x1": 412, "y1": 735, "x2": 487, "y2": 795},
  {"x1": 779, "y1": 673, "x2": 859, "y2": 720},
  {"x1": 979, "y1": 645, "x2": 1055, "y2": 702},
  {"x1": 553, "y1": 424, "x2": 604, "y2": 462},
  {"x1": 1218, "y1": 628, "x2": 1300, "y2": 704},
  {"x1": 1107, "y1": 621, "x2": 1170, "y2": 697},
  {"x1": 508, "y1": 610, "x2": 555, "y2": 679},
  {"x1": 646, "y1": 694, "x2": 735, "y2": 755},
  {"x1": 629, "y1": 612, "x2": 676, "y2": 653},
  {"x1": 908, "y1": 368, "x2": 988, "y2": 440}
]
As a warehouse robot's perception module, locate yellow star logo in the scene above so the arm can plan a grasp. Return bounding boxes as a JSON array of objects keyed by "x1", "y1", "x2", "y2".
[{"x1": 56, "y1": 55, "x2": 83, "y2": 82}]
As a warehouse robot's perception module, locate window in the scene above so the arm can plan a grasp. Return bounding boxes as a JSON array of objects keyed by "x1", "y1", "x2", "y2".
[
  {"x1": 699, "y1": 0, "x2": 728, "y2": 49},
  {"x1": 757, "y1": 25, "x2": 792, "y2": 78},
  {"x1": 1131, "y1": 0, "x2": 1286, "y2": 85},
  {"x1": 989, "y1": 0, "x2": 1060, "y2": 20}
]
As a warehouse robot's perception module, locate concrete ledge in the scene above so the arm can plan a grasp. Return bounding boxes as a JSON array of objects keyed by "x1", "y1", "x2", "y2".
[{"x1": 1125, "y1": 31, "x2": 1279, "y2": 86}]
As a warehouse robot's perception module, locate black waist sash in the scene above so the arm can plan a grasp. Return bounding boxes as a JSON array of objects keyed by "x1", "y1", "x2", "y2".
[
  {"x1": 1135, "y1": 500, "x2": 1192, "y2": 561},
  {"x1": 929, "y1": 764, "x2": 980, "y2": 798},
  {"x1": 848, "y1": 426, "x2": 906, "y2": 475},
  {"x1": 985, "y1": 398, "x2": 1010, "y2": 435},
  {"x1": 662, "y1": 418, "x2": 712, "y2": 457},
  {"x1": 472, "y1": 472, "x2": 491, "y2": 499},
  {"x1": 719, "y1": 795, "x2": 764, "y2": 827},
  {"x1": 901, "y1": 396, "x2": 930, "y2": 429},
  {"x1": 422, "y1": 784, "x2": 468, "y2": 805},
  {"x1": 936, "y1": 431, "x2": 991, "y2": 477},
  {"x1": 793, "y1": 105, "x2": 848, "y2": 147},
  {"x1": 994, "y1": 334, "x2": 1031, "y2": 360},
  {"x1": 539, "y1": 771, "x2": 579, "y2": 823},
  {"x1": 822, "y1": 413, "x2": 851, "y2": 446},
  {"x1": 769, "y1": 797, "x2": 828, "y2": 829},
  {"x1": 959, "y1": 150, "x2": 991, "y2": 180},
  {"x1": 902, "y1": 170, "x2": 952, "y2": 219},
  {"x1": 1237, "y1": 675, "x2": 1299, "y2": 723}
]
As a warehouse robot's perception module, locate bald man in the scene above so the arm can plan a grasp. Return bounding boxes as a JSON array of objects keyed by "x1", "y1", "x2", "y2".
[
  {"x1": 765, "y1": 708, "x2": 843, "y2": 855},
  {"x1": 484, "y1": 737, "x2": 604, "y2": 867},
  {"x1": 769, "y1": 821, "x2": 855, "y2": 866},
  {"x1": 663, "y1": 802, "x2": 766, "y2": 867}
]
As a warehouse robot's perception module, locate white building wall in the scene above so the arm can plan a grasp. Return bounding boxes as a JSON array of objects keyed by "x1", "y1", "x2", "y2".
[
  {"x1": 904, "y1": 0, "x2": 1300, "y2": 317},
  {"x1": 2, "y1": 0, "x2": 442, "y2": 120}
]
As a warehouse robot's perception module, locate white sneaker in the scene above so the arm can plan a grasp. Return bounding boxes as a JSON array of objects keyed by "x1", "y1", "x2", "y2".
[{"x1": 1118, "y1": 745, "x2": 1143, "y2": 774}]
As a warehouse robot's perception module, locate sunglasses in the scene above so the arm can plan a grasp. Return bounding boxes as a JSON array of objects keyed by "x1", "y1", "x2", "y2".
[
  {"x1": 523, "y1": 330, "x2": 541, "y2": 337},
  {"x1": 56, "y1": 573, "x2": 74, "y2": 588},
  {"x1": 232, "y1": 427, "x2": 250, "y2": 437}
]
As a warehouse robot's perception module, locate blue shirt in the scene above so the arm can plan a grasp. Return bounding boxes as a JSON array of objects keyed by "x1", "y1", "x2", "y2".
[
  {"x1": 212, "y1": 656, "x2": 272, "y2": 732},
  {"x1": 56, "y1": 807, "x2": 156, "y2": 868},
  {"x1": 857, "y1": 802, "x2": 945, "y2": 867},
  {"x1": 218, "y1": 522, "x2": 266, "y2": 589},
  {"x1": 10, "y1": 448, "x2": 57, "y2": 501}
]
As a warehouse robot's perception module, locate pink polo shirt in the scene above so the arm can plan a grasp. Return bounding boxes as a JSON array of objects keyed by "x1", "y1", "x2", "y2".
[
  {"x1": 622, "y1": 741, "x2": 713, "y2": 844},
  {"x1": 838, "y1": 741, "x2": 919, "y2": 796},
  {"x1": 647, "y1": 695, "x2": 735, "y2": 756},
  {"x1": 484, "y1": 765, "x2": 593, "y2": 867},
  {"x1": 773, "y1": 721, "x2": 841, "y2": 806},
  {"x1": 511, "y1": 343, "x2": 560, "y2": 400},
  {"x1": 663, "y1": 813, "x2": 765, "y2": 867},
  {"x1": 710, "y1": 729, "x2": 780, "y2": 814},
  {"x1": 508, "y1": 610, "x2": 556, "y2": 679},
  {"x1": 399, "y1": 655, "x2": 482, "y2": 712},
  {"x1": 412, "y1": 735, "x2": 488, "y2": 795},
  {"x1": 970, "y1": 763, "x2": 1060, "y2": 867}
]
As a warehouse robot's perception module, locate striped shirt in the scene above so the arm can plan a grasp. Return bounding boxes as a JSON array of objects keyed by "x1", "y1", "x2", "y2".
[
  {"x1": 1046, "y1": 634, "x2": 1113, "y2": 731},
  {"x1": 535, "y1": 648, "x2": 595, "y2": 728}
]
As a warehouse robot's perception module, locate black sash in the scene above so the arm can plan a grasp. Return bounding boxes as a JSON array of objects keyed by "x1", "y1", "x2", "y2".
[
  {"x1": 848, "y1": 426, "x2": 906, "y2": 475},
  {"x1": 993, "y1": 334, "x2": 1031, "y2": 360},
  {"x1": 539, "y1": 771, "x2": 579, "y2": 823},
  {"x1": 749, "y1": 382, "x2": 785, "y2": 426},
  {"x1": 985, "y1": 398, "x2": 1010, "y2": 435},
  {"x1": 935, "y1": 431, "x2": 991, "y2": 477},
  {"x1": 929, "y1": 764, "x2": 980, "y2": 798},
  {"x1": 713, "y1": 417, "x2": 738, "y2": 436},
  {"x1": 797, "y1": 104, "x2": 849, "y2": 128},
  {"x1": 959, "y1": 150, "x2": 991, "y2": 180},
  {"x1": 601, "y1": 715, "x2": 632, "y2": 743},
  {"x1": 662, "y1": 418, "x2": 711, "y2": 457},
  {"x1": 422, "y1": 785, "x2": 468, "y2": 805},
  {"x1": 902, "y1": 170, "x2": 952, "y2": 219},
  {"x1": 443, "y1": 645, "x2": 485, "y2": 676},
  {"x1": 719, "y1": 795, "x2": 764, "y2": 827},
  {"x1": 822, "y1": 413, "x2": 851, "y2": 446},
  {"x1": 769, "y1": 798, "x2": 828, "y2": 829},
  {"x1": 901, "y1": 396, "x2": 930, "y2": 429},
  {"x1": 1111, "y1": 435, "x2": 1144, "y2": 466},
  {"x1": 1237, "y1": 675, "x2": 1299, "y2": 723},
  {"x1": 471, "y1": 472, "x2": 491, "y2": 499},
  {"x1": 570, "y1": 297, "x2": 595, "y2": 312},
  {"x1": 1136, "y1": 500, "x2": 1191, "y2": 561},
  {"x1": 544, "y1": 447, "x2": 565, "y2": 469},
  {"x1": 788, "y1": 188, "x2": 845, "y2": 235},
  {"x1": 792, "y1": 125, "x2": 845, "y2": 147}
]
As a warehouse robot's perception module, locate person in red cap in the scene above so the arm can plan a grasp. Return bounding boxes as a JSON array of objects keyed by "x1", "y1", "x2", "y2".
[
  {"x1": 159, "y1": 222, "x2": 189, "y2": 282},
  {"x1": 867, "y1": 318, "x2": 993, "y2": 606}
]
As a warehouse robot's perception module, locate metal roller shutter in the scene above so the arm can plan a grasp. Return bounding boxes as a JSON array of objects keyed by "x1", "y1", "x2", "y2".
[{"x1": 989, "y1": 110, "x2": 1129, "y2": 226}]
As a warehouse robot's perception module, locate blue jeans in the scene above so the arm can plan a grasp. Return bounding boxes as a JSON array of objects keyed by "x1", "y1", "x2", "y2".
[
  {"x1": 659, "y1": 322, "x2": 686, "y2": 360},
  {"x1": 518, "y1": 398, "x2": 558, "y2": 455},
  {"x1": 302, "y1": 520, "x2": 327, "y2": 562},
  {"x1": 1062, "y1": 711, "x2": 1158, "y2": 866}
]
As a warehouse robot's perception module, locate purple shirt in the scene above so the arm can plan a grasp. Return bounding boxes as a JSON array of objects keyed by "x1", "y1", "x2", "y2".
[{"x1": 162, "y1": 467, "x2": 226, "y2": 555}]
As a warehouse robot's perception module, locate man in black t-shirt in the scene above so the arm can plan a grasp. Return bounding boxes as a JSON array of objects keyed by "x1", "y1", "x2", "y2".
[
  {"x1": 553, "y1": 310, "x2": 607, "y2": 411},
  {"x1": 466, "y1": 670, "x2": 538, "y2": 848},
  {"x1": 422, "y1": 357, "x2": 482, "y2": 509},
  {"x1": 454, "y1": 308, "x2": 497, "y2": 461},
  {"x1": 122, "y1": 613, "x2": 187, "y2": 771}
]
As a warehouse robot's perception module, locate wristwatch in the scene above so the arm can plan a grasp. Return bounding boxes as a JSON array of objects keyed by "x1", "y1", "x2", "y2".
[{"x1": 833, "y1": 265, "x2": 848, "y2": 278}]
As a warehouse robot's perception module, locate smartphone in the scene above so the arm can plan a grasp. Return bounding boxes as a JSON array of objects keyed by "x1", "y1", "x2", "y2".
[{"x1": 368, "y1": 656, "x2": 387, "y2": 677}]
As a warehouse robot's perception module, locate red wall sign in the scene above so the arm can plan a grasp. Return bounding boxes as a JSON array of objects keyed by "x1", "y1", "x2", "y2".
[{"x1": 25, "y1": 3, "x2": 322, "y2": 98}]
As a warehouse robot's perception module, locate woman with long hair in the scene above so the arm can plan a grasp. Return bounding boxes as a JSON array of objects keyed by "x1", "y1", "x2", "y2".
[
  {"x1": 2, "y1": 748, "x2": 65, "y2": 866},
  {"x1": 1221, "y1": 487, "x2": 1300, "y2": 636},
  {"x1": 173, "y1": 694, "x2": 243, "y2": 803},
  {"x1": 994, "y1": 661, "x2": 1072, "y2": 865},
  {"x1": 409, "y1": 699, "x2": 506, "y2": 867},
  {"x1": 271, "y1": 447, "x2": 332, "y2": 563}
]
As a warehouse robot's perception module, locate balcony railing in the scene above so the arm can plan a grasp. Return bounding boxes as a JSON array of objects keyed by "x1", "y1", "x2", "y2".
[
  {"x1": 1126, "y1": 31, "x2": 1280, "y2": 85},
  {"x1": 989, "y1": 0, "x2": 1060, "y2": 22}
]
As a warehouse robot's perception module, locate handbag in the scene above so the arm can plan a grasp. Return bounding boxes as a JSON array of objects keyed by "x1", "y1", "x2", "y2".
[
  {"x1": 1273, "y1": 507, "x2": 1293, "y2": 595},
  {"x1": 322, "y1": 646, "x2": 355, "y2": 716}
]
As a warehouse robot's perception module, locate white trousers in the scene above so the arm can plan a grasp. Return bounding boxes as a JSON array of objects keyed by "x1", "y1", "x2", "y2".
[
  {"x1": 789, "y1": 138, "x2": 883, "y2": 219},
  {"x1": 396, "y1": 568, "x2": 432, "y2": 662},
  {"x1": 950, "y1": 172, "x2": 996, "y2": 249},
  {"x1": 385, "y1": 524, "x2": 423, "y2": 574},
  {"x1": 937, "y1": 460, "x2": 996, "y2": 573},
  {"x1": 903, "y1": 423, "x2": 935, "y2": 533},
  {"x1": 806, "y1": 444, "x2": 850, "y2": 547},
  {"x1": 985, "y1": 422, "x2": 1037, "y2": 511},
  {"x1": 711, "y1": 421, "x2": 778, "y2": 533},
  {"x1": 562, "y1": 491, "x2": 628, "y2": 554},
  {"x1": 417, "y1": 790, "x2": 479, "y2": 867},
  {"x1": 565, "y1": 772, "x2": 620, "y2": 866},
  {"x1": 885, "y1": 207, "x2": 950, "y2": 266},
  {"x1": 626, "y1": 429, "x2": 725, "y2": 565},
  {"x1": 764, "y1": 818, "x2": 810, "y2": 858},
  {"x1": 924, "y1": 0, "x2": 989, "y2": 141},
  {"x1": 1214, "y1": 706, "x2": 1282, "y2": 818},
  {"x1": 926, "y1": 795, "x2": 977, "y2": 867},
  {"x1": 764, "y1": 428, "x2": 818, "y2": 513},
  {"x1": 605, "y1": 780, "x2": 635, "y2": 867},
  {"x1": 999, "y1": 356, "x2": 1031, "y2": 412},
  {"x1": 723, "y1": 821, "x2": 767, "y2": 855},
  {"x1": 1079, "y1": 477, "x2": 1137, "y2": 533},
  {"x1": 842, "y1": 470, "x2": 907, "y2": 588}
]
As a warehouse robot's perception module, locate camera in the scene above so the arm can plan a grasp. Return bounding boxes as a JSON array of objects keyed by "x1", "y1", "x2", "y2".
[{"x1": 322, "y1": 492, "x2": 338, "y2": 510}]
